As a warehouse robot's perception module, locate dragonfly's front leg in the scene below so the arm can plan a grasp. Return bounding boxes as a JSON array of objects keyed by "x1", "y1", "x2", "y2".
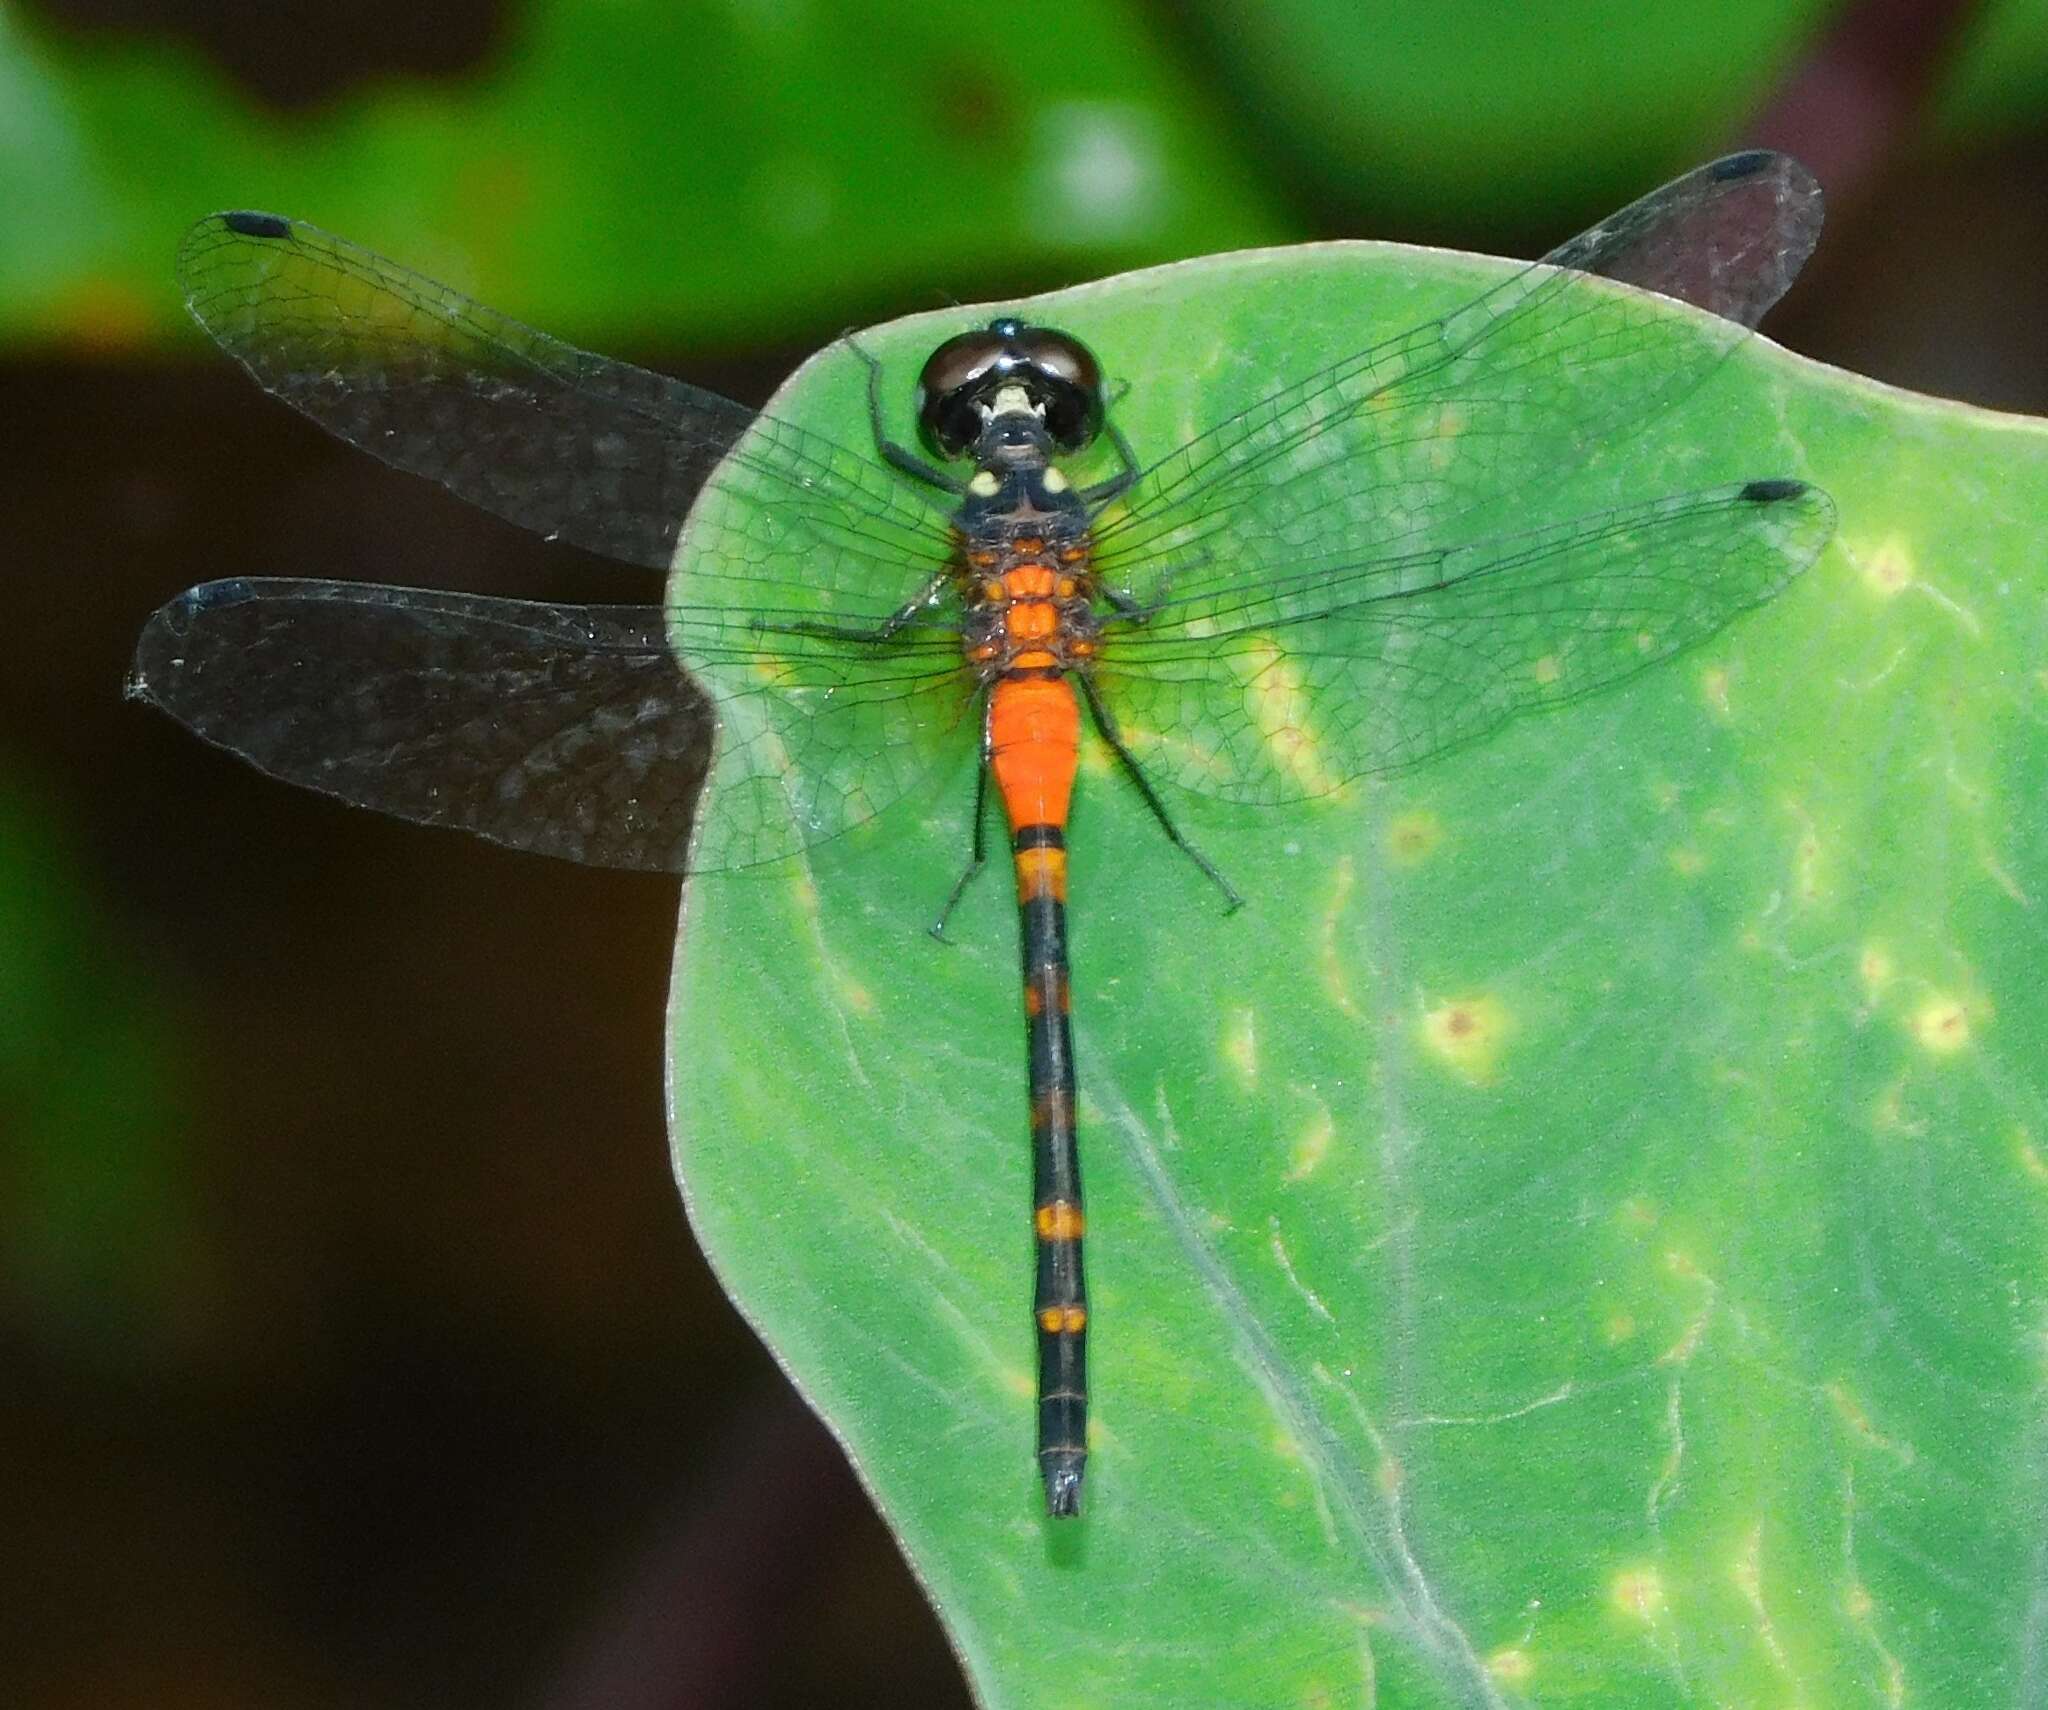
[
  {"x1": 1079, "y1": 418, "x2": 1141, "y2": 508},
  {"x1": 846, "y1": 335, "x2": 967, "y2": 497}
]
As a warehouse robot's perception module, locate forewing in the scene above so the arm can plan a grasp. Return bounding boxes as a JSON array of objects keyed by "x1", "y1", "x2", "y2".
[
  {"x1": 129, "y1": 579, "x2": 975, "y2": 872},
  {"x1": 1091, "y1": 481, "x2": 1835, "y2": 803},
  {"x1": 1096, "y1": 151, "x2": 1824, "y2": 605},
  {"x1": 178, "y1": 212, "x2": 954, "y2": 588}
]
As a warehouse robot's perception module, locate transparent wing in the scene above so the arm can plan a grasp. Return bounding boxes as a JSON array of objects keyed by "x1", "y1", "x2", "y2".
[
  {"x1": 128, "y1": 579, "x2": 976, "y2": 873},
  {"x1": 1096, "y1": 151, "x2": 1825, "y2": 606},
  {"x1": 1092, "y1": 480, "x2": 1835, "y2": 802},
  {"x1": 173, "y1": 214, "x2": 985, "y2": 867},
  {"x1": 177, "y1": 211, "x2": 955, "y2": 593}
]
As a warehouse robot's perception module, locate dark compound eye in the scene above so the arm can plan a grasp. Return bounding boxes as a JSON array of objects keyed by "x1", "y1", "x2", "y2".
[
  {"x1": 912, "y1": 320, "x2": 1107, "y2": 459},
  {"x1": 914, "y1": 326, "x2": 1010, "y2": 458}
]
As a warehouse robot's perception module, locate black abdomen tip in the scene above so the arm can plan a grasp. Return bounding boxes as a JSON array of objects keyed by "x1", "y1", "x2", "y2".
[
  {"x1": 1739, "y1": 478, "x2": 1808, "y2": 503},
  {"x1": 1043, "y1": 1458, "x2": 1084, "y2": 1518},
  {"x1": 223, "y1": 211, "x2": 293, "y2": 240},
  {"x1": 1712, "y1": 150, "x2": 1773, "y2": 180}
]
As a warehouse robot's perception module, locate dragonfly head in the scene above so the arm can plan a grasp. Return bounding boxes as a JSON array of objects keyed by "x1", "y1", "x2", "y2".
[{"x1": 914, "y1": 318, "x2": 1105, "y2": 462}]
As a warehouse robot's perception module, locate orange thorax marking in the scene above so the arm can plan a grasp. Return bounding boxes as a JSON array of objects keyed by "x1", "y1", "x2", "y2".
[{"x1": 990, "y1": 675, "x2": 1080, "y2": 832}]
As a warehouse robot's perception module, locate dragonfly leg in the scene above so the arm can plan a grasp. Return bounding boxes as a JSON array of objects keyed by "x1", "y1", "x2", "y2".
[
  {"x1": 1079, "y1": 419, "x2": 1140, "y2": 508},
  {"x1": 1097, "y1": 545, "x2": 1210, "y2": 626},
  {"x1": 847, "y1": 334, "x2": 966, "y2": 495},
  {"x1": 931, "y1": 701, "x2": 994, "y2": 941},
  {"x1": 1078, "y1": 675, "x2": 1244, "y2": 913},
  {"x1": 758, "y1": 568, "x2": 954, "y2": 644}
]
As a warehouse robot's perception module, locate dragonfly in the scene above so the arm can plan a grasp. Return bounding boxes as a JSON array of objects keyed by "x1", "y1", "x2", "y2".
[{"x1": 131, "y1": 150, "x2": 1834, "y2": 1519}]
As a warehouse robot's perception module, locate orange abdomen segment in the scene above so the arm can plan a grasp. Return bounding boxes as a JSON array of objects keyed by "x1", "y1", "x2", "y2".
[{"x1": 989, "y1": 674, "x2": 1080, "y2": 833}]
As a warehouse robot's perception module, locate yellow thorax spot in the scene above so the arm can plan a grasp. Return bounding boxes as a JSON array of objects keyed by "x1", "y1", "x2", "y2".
[
  {"x1": 969, "y1": 469, "x2": 1001, "y2": 497},
  {"x1": 1037, "y1": 1304, "x2": 1087, "y2": 1334}
]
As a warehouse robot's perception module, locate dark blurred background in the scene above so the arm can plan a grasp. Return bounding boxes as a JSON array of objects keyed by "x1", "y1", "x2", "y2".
[{"x1": 3, "y1": 1, "x2": 2042, "y2": 1705}]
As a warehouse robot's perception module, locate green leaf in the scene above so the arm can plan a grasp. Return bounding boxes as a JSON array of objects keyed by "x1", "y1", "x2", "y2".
[{"x1": 668, "y1": 240, "x2": 2045, "y2": 1706}]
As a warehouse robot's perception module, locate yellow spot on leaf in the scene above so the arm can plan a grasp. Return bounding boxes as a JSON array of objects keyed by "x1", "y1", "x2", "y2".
[
  {"x1": 1794, "y1": 828, "x2": 1823, "y2": 902},
  {"x1": 1386, "y1": 810, "x2": 1443, "y2": 865},
  {"x1": 1487, "y1": 1646, "x2": 1535, "y2": 1685},
  {"x1": 1617, "y1": 1197, "x2": 1658, "y2": 1231},
  {"x1": 1668, "y1": 846, "x2": 1705, "y2": 877},
  {"x1": 1826, "y1": 1381, "x2": 1915, "y2": 1463},
  {"x1": 1862, "y1": 535, "x2": 1914, "y2": 598},
  {"x1": 1532, "y1": 653, "x2": 1562, "y2": 686},
  {"x1": 1860, "y1": 943, "x2": 1893, "y2": 995},
  {"x1": 1610, "y1": 1566, "x2": 1666, "y2": 1622},
  {"x1": 1421, "y1": 994, "x2": 1508, "y2": 1083},
  {"x1": 1286, "y1": 1110, "x2": 1334, "y2": 1183},
  {"x1": 1731, "y1": 1522, "x2": 1798, "y2": 1684},
  {"x1": 1242, "y1": 641, "x2": 1337, "y2": 795},
  {"x1": 1871, "y1": 1080, "x2": 1925, "y2": 1137},
  {"x1": 2018, "y1": 1131, "x2": 2048, "y2": 1184},
  {"x1": 1701, "y1": 666, "x2": 1731, "y2": 716},
  {"x1": 1603, "y1": 1312, "x2": 1637, "y2": 1345},
  {"x1": 1318, "y1": 858, "x2": 1361, "y2": 1019},
  {"x1": 1910, "y1": 993, "x2": 1974, "y2": 1054},
  {"x1": 1221, "y1": 1008, "x2": 1257, "y2": 1085}
]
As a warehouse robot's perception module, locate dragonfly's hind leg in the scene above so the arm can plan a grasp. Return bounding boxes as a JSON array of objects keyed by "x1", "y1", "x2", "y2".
[
  {"x1": 761, "y1": 567, "x2": 953, "y2": 645},
  {"x1": 1078, "y1": 675, "x2": 1243, "y2": 912},
  {"x1": 846, "y1": 334, "x2": 965, "y2": 496},
  {"x1": 931, "y1": 699, "x2": 995, "y2": 940}
]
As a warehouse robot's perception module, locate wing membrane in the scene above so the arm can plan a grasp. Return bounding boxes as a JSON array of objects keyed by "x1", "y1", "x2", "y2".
[
  {"x1": 1097, "y1": 152, "x2": 1823, "y2": 605},
  {"x1": 129, "y1": 579, "x2": 973, "y2": 872},
  {"x1": 178, "y1": 212, "x2": 954, "y2": 597},
  {"x1": 1092, "y1": 481, "x2": 1835, "y2": 801}
]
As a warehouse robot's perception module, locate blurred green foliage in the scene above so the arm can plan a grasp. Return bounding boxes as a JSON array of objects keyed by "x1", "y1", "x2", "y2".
[
  {"x1": 0, "y1": 0, "x2": 1284, "y2": 347},
  {"x1": 4, "y1": 0, "x2": 2044, "y2": 349},
  {"x1": 1182, "y1": 0, "x2": 2048, "y2": 226},
  {"x1": 0, "y1": 782, "x2": 197, "y2": 1356}
]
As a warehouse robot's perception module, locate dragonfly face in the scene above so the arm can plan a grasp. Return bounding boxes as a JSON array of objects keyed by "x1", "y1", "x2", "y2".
[
  {"x1": 914, "y1": 317, "x2": 1107, "y2": 459},
  {"x1": 131, "y1": 150, "x2": 1836, "y2": 1521}
]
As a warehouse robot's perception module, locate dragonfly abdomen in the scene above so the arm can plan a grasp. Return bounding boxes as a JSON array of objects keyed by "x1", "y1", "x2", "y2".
[{"x1": 990, "y1": 667, "x2": 1088, "y2": 1515}]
